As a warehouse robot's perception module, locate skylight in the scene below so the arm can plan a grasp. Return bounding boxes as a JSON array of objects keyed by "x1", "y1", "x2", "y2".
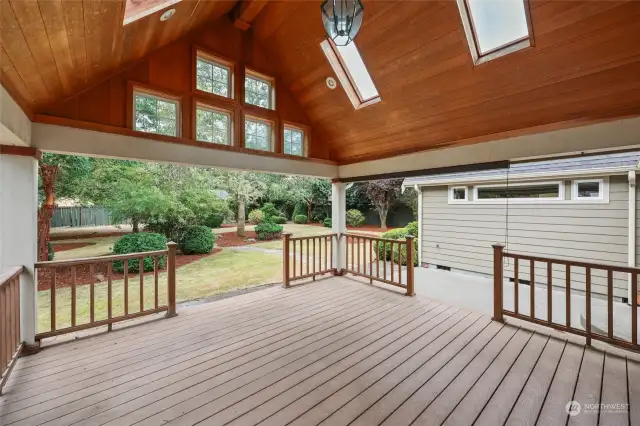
[
  {"x1": 320, "y1": 39, "x2": 380, "y2": 109},
  {"x1": 124, "y1": 0, "x2": 181, "y2": 25},
  {"x1": 457, "y1": 0, "x2": 532, "y2": 64}
]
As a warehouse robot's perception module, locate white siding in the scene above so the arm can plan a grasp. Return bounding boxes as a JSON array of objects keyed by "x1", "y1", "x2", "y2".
[{"x1": 421, "y1": 175, "x2": 630, "y2": 298}]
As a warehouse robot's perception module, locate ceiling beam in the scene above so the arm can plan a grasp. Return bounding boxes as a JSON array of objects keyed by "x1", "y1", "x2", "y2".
[{"x1": 232, "y1": 0, "x2": 269, "y2": 30}]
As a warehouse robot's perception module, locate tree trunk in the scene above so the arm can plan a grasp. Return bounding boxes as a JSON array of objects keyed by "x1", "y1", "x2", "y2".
[
  {"x1": 307, "y1": 202, "x2": 312, "y2": 224},
  {"x1": 38, "y1": 164, "x2": 58, "y2": 261},
  {"x1": 379, "y1": 209, "x2": 388, "y2": 230},
  {"x1": 237, "y1": 198, "x2": 246, "y2": 237},
  {"x1": 132, "y1": 220, "x2": 140, "y2": 233}
]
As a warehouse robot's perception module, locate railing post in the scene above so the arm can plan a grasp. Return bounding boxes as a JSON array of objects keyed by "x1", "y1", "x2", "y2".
[
  {"x1": 282, "y1": 233, "x2": 291, "y2": 288},
  {"x1": 166, "y1": 242, "x2": 178, "y2": 318},
  {"x1": 406, "y1": 236, "x2": 415, "y2": 296},
  {"x1": 492, "y1": 244, "x2": 505, "y2": 322}
]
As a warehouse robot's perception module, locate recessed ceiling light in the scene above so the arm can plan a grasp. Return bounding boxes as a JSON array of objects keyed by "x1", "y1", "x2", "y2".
[
  {"x1": 160, "y1": 8, "x2": 175, "y2": 21},
  {"x1": 326, "y1": 77, "x2": 337, "y2": 89}
]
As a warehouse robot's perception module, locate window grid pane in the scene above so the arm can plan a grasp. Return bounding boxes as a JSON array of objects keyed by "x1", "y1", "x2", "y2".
[
  {"x1": 284, "y1": 128, "x2": 304, "y2": 156},
  {"x1": 245, "y1": 76, "x2": 271, "y2": 109},
  {"x1": 245, "y1": 119, "x2": 271, "y2": 151},
  {"x1": 577, "y1": 182, "x2": 600, "y2": 198},
  {"x1": 134, "y1": 93, "x2": 177, "y2": 137},
  {"x1": 477, "y1": 184, "x2": 559, "y2": 200},
  {"x1": 196, "y1": 108, "x2": 230, "y2": 145},
  {"x1": 196, "y1": 58, "x2": 230, "y2": 98}
]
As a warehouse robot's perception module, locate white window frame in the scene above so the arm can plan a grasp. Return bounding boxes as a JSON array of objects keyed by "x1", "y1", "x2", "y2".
[
  {"x1": 448, "y1": 186, "x2": 468, "y2": 204},
  {"x1": 244, "y1": 70, "x2": 275, "y2": 110},
  {"x1": 195, "y1": 53, "x2": 233, "y2": 99},
  {"x1": 132, "y1": 89, "x2": 181, "y2": 137},
  {"x1": 571, "y1": 178, "x2": 609, "y2": 203},
  {"x1": 195, "y1": 104, "x2": 233, "y2": 145},
  {"x1": 472, "y1": 181, "x2": 564, "y2": 204},
  {"x1": 244, "y1": 116, "x2": 274, "y2": 152},
  {"x1": 283, "y1": 125, "x2": 306, "y2": 157}
]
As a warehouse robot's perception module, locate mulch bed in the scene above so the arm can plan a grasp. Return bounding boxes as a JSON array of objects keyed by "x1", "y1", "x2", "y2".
[
  {"x1": 216, "y1": 231, "x2": 266, "y2": 247},
  {"x1": 308, "y1": 223, "x2": 396, "y2": 233},
  {"x1": 37, "y1": 248, "x2": 223, "y2": 291},
  {"x1": 51, "y1": 242, "x2": 95, "y2": 252}
]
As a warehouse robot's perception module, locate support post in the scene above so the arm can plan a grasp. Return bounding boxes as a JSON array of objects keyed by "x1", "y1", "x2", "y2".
[
  {"x1": 282, "y1": 233, "x2": 291, "y2": 288},
  {"x1": 331, "y1": 180, "x2": 347, "y2": 275},
  {"x1": 492, "y1": 244, "x2": 505, "y2": 322},
  {"x1": 405, "y1": 236, "x2": 415, "y2": 296},
  {"x1": 166, "y1": 242, "x2": 178, "y2": 318}
]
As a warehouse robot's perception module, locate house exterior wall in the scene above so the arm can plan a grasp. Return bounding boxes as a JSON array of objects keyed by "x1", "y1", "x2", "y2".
[{"x1": 421, "y1": 175, "x2": 630, "y2": 298}]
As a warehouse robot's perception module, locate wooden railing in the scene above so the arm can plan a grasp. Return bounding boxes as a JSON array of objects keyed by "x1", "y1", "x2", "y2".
[
  {"x1": 493, "y1": 244, "x2": 639, "y2": 352},
  {"x1": 0, "y1": 266, "x2": 23, "y2": 395},
  {"x1": 283, "y1": 233, "x2": 337, "y2": 286},
  {"x1": 34, "y1": 242, "x2": 177, "y2": 341},
  {"x1": 343, "y1": 233, "x2": 415, "y2": 296}
]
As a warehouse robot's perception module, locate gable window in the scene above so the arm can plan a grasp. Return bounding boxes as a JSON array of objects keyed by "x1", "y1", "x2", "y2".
[
  {"x1": 449, "y1": 186, "x2": 468, "y2": 203},
  {"x1": 456, "y1": 0, "x2": 532, "y2": 65},
  {"x1": 284, "y1": 126, "x2": 305, "y2": 156},
  {"x1": 196, "y1": 53, "x2": 233, "y2": 98},
  {"x1": 195, "y1": 104, "x2": 232, "y2": 145},
  {"x1": 245, "y1": 70, "x2": 274, "y2": 109},
  {"x1": 245, "y1": 117, "x2": 272, "y2": 151},
  {"x1": 572, "y1": 179, "x2": 605, "y2": 201},
  {"x1": 320, "y1": 39, "x2": 380, "y2": 109},
  {"x1": 133, "y1": 90, "x2": 179, "y2": 137}
]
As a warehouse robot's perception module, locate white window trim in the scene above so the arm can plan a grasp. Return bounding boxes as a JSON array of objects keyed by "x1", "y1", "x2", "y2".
[
  {"x1": 283, "y1": 125, "x2": 307, "y2": 157},
  {"x1": 448, "y1": 186, "x2": 468, "y2": 204},
  {"x1": 571, "y1": 178, "x2": 609, "y2": 203},
  {"x1": 244, "y1": 116, "x2": 274, "y2": 152},
  {"x1": 195, "y1": 54, "x2": 233, "y2": 99},
  {"x1": 471, "y1": 181, "x2": 564, "y2": 204},
  {"x1": 195, "y1": 104, "x2": 233, "y2": 145},
  {"x1": 132, "y1": 89, "x2": 181, "y2": 137}
]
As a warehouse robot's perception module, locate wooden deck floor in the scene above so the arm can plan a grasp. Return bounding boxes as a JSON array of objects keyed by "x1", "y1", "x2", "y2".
[{"x1": 1, "y1": 277, "x2": 640, "y2": 426}]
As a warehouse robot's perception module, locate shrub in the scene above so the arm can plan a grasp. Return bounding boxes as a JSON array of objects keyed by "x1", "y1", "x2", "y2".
[
  {"x1": 273, "y1": 216, "x2": 287, "y2": 224},
  {"x1": 293, "y1": 215, "x2": 308, "y2": 224},
  {"x1": 255, "y1": 220, "x2": 283, "y2": 241},
  {"x1": 204, "y1": 212, "x2": 225, "y2": 228},
  {"x1": 248, "y1": 209, "x2": 264, "y2": 224},
  {"x1": 376, "y1": 227, "x2": 418, "y2": 266},
  {"x1": 292, "y1": 203, "x2": 307, "y2": 219},
  {"x1": 180, "y1": 225, "x2": 216, "y2": 254},
  {"x1": 406, "y1": 221, "x2": 418, "y2": 237},
  {"x1": 47, "y1": 242, "x2": 55, "y2": 261},
  {"x1": 346, "y1": 209, "x2": 365, "y2": 227},
  {"x1": 260, "y1": 202, "x2": 279, "y2": 219},
  {"x1": 112, "y1": 233, "x2": 167, "y2": 273},
  {"x1": 323, "y1": 217, "x2": 332, "y2": 228}
]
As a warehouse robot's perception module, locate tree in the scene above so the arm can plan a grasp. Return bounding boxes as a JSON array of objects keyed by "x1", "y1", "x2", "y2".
[
  {"x1": 214, "y1": 170, "x2": 266, "y2": 236},
  {"x1": 362, "y1": 179, "x2": 404, "y2": 230},
  {"x1": 399, "y1": 186, "x2": 419, "y2": 220},
  {"x1": 285, "y1": 177, "x2": 331, "y2": 223}
]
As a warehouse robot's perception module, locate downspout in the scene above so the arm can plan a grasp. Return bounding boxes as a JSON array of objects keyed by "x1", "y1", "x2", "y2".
[
  {"x1": 629, "y1": 170, "x2": 636, "y2": 304},
  {"x1": 416, "y1": 184, "x2": 422, "y2": 267}
]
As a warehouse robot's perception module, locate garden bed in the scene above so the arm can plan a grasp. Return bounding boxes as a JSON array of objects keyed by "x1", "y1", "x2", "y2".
[{"x1": 215, "y1": 231, "x2": 277, "y2": 247}]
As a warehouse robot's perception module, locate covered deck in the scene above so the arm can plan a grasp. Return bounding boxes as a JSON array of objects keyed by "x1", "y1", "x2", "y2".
[{"x1": 1, "y1": 276, "x2": 638, "y2": 426}]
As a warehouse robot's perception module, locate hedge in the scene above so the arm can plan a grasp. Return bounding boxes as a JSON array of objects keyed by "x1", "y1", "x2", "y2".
[
  {"x1": 248, "y1": 209, "x2": 264, "y2": 224},
  {"x1": 255, "y1": 221, "x2": 283, "y2": 240},
  {"x1": 204, "y1": 212, "x2": 225, "y2": 228},
  {"x1": 260, "y1": 202, "x2": 279, "y2": 219},
  {"x1": 293, "y1": 215, "x2": 307, "y2": 224},
  {"x1": 376, "y1": 227, "x2": 418, "y2": 266},
  {"x1": 181, "y1": 225, "x2": 216, "y2": 254},
  {"x1": 323, "y1": 217, "x2": 332, "y2": 228},
  {"x1": 113, "y1": 233, "x2": 167, "y2": 273},
  {"x1": 273, "y1": 216, "x2": 287, "y2": 224},
  {"x1": 346, "y1": 209, "x2": 365, "y2": 227},
  {"x1": 292, "y1": 203, "x2": 306, "y2": 219}
]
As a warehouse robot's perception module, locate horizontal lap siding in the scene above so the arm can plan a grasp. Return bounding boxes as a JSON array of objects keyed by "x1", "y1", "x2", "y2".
[{"x1": 421, "y1": 176, "x2": 630, "y2": 298}]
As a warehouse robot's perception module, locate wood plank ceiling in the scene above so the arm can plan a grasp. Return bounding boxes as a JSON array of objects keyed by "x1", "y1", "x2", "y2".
[
  {"x1": 0, "y1": 0, "x2": 236, "y2": 113},
  {"x1": 252, "y1": 0, "x2": 640, "y2": 163}
]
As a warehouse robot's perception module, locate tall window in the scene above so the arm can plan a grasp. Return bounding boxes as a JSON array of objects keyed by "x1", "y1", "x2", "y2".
[
  {"x1": 320, "y1": 39, "x2": 380, "y2": 109},
  {"x1": 456, "y1": 0, "x2": 532, "y2": 64},
  {"x1": 245, "y1": 118, "x2": 272, "y2": 151},
  {"x1": 245, "y1": 71, "x2": 273, "y2": 109},
  {"x1": 195, "y1": 105, "x2": 231, "y2": 145},
  {"x1": 284, "y1": 127, "x2": 305, "y2": 156},
  {"x1": 133, "y1": 90, "x2": 179, "y2": 137},
  {"x1": 196, "y1": 54, "x2": 232, "y2": 98}
]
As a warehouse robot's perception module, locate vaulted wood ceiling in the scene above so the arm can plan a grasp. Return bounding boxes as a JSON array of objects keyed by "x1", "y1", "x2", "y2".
[{"x1": 2, "y1": 0, "x2": 640, "y2": 164}]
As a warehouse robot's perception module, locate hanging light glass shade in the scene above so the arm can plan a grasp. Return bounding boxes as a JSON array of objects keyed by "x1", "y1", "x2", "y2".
[{"x1": 321, "y1": 0, "x2": 364, "y2": 46}]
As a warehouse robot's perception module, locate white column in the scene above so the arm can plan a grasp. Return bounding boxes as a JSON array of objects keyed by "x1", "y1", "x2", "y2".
[
  {"x1": 629, "y1": 171, "x2": 636, "y2": 304},
  {"x1": 331, "y1": 181, "x2": 347, "y2": 274},
  {"x1": 0, "y1": 154, "x2": 38, "y2": 345}
]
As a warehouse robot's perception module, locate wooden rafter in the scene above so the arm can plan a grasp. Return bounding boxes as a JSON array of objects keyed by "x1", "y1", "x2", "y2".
[{"x1": 232, "y1": 0, "x2": 269, "y2": 30}]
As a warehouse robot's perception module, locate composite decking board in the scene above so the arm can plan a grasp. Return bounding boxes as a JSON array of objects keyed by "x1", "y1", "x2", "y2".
[
  {"x1": 33, "y1": 296, "x2": 434, "y2": 426},
  {"x1": 348, "y1": 321, "x2": 504, "y2": 426},
  {"x1": 3, "y1": 290, "x2": 406, "y2": 425},
  {"x1": 534, "y1": 341, "x2": 585, "y2": 426},
  {"x1": 473, "y1": 332, "x2": 549, "y2": 426},
  {"x1": 379, "y1": 323, "x2": 517, "y2": 426},
  {"x1": 0, "y1": 277, "x2": 633, "y2": 426},
  {"x1": 599, "y1": 353, "x2": 629, "y2": 426},
  {"x1": 2, "y1": 283, "x2": 372, "y2": 401},
  {"x1": 224, "y1": 305, "x2": 453, "y2": 426},
  {"x1": 439, "y1": 328, "x2": 534, "y2": 426},
  {"x1": 504, "y1": 337, "x2": 567, "y2": 426},
  {"x1": 568, "y1": 348, "x2": 605, "y2": 426}
]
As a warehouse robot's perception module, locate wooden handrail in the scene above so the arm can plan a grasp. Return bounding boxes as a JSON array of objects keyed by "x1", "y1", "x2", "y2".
[
  {"x1": 502, "y1": 252, "x2": 640, "y2": 275},
  {"x1": 0, "y1": 266, "x2": 24, "y2": 288},
  {"x1": 34, "y1": 249, "x2": 168, "y2": 268}
]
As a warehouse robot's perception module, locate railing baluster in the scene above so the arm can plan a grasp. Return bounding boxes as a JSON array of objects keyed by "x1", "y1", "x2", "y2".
[
  {"x1": 107, "y1": 262, "x2": 113, "y2": 331},
  {"x1": 14, "y1": 279, "x2": 19, "y2": 351},
  {"x1": 312, "y1": 238, "x2": 316, "y2": 277},
  {"x1": 51, "y1": 268, "x2": 56, "y2": 332},
  {"x1": 324, "y1": 236, "x2": 328, "y2": 272},
  {"x1": 292, "y1": 238, "x2": 296, "y2": 278},
  {"x1": 71, "y1": 265, "x2": 77, "y2": 327},
  {"x1": 1, "y1": 285, "x2": 6, "y2": 371},
  {"x1": 299, "y1": 240, "x2": 303, "y2": 277},
  {"x1": 154, "y1": 256, "x2": 159, "y2": 310},
  {"x1": 369, "y1": 239, "x2": 373, "y2": 284},
  {"x1": 514, "y1": 258, "x2": 519, "y2": 315},
  {"x1": 529, "y1": 259, "x2": 535, "y2": 320},
  {"x1": 632, "y1": 273, "x2": 638, "y2": 346},
  {"x1": 547, "y1": 262, "x2": 552, "y2": 324},
  {"x1": 376, "y1": 239, "x2": 380, "y2": 279},
  {"x1": 607, "y1": 269, "x2": 613, "y2": 339},
  {"x1": 391, "y1": 242, "x2": 394, "y2": 283},
  {"x1": 89, "y1": 264, "x2": 95, "y2": 324},
  {"x1": 586, "y1": 266, "x2": 592, "y2": 346},
  {"x1": 566, "y1": 264, "x2": 571, "y2": 328},
  {"x1": 124, "y1": 259, "x2": 129, "y2": 316},
  {"x1": 306, "y1": 239, "x2": 309, "y2": 276},
  {"x1": 7, "y1": 283, "x2": 13, "y2": 360},
  {"x1": 383, "y1": 242, "x2": 387, "y2": 280},
  {"x1": 139, "y1": 257, "x2": 144, "y2": 312},
  {"x1": 330, "y1": 236, "x2": 333, "y2": 271},
  {"x1": 357, "y1": 237, "x2": 361, "y2": 274}
]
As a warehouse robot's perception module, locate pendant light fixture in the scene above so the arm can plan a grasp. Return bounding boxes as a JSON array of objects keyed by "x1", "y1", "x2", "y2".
[{"x1": 320, "y1": 0, "x2": 364, "y2": 46}]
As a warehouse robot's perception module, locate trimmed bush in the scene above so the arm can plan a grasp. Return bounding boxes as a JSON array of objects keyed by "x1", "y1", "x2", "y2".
[
  {"x1": 248, "y1": 209, "x2": 264, "y2": 224},
  {"x1": 180, "y1": 225, "x2": 216, "y2": 254},
  {"x1": 293, "y1": 215, "x2": 308, "y2": 224},
  {"x1": 376, "y1": 227, "x2": 418, "y2": 266},
  {"x1": 406, "y1": 221, "x2": 418, "y2": 237},
  {"x1": 346, "y1": 209, "x2": 365, "y2": 227},
  {"x1": 260, "y1": 202, "x2": 279, "y2": 219},
  {"x1": 292, "y1": 203, "x2": 306, "y2": 219},
  {"x1": 113, "y1": 233, "x2": 167, "y2": 273},
  {"x1": 204, "y1": 212, "x2": 225, "y2": 228},
  {"x1": 48, "y1": 242, "x2": 55, "y2": 261},
  {"x1": 273, "y1": 216, "x2": 287, "y2": 224},
  {"x1": 255, "y1": 220, "x2": 283, "y2": 241},
  {"x1": 323, "y1": 217, "x2": 332, "y2": 228}
]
